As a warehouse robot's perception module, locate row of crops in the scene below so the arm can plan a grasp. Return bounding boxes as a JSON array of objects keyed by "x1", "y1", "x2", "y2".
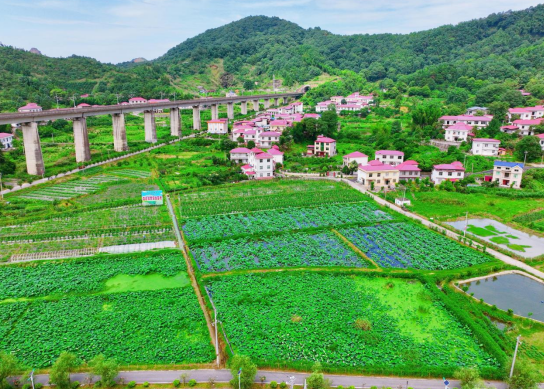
[
  {"x1": 182, "y1": 202, "x2": 393, "y2": 242},
  {"x1": 338, "y1": 223, "x2": 490, "y2": 270},
  {"x1": 206, "y1": 273, "x2": 499, "y2": 371},
  {"x1": 110, "y1": 169, "x2": 152, "y2": 178},
  {"x1": 179, "y1": 180, "x2": 366, "y2": 217},
  {"x1": 16, "y1": 175, "x2": 122, "y2": 202},
  {"x1": 192, "y1": 231, "x2": 370, "y2": 273}
]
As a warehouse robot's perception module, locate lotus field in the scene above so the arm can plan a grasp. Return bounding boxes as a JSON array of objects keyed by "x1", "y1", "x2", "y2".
[
  {"x1": 0, "y1": 251, "x2": 214, "y2": 367},
  {"x1": 338, "y1": 223, "x2": 491, "y2": 270},
  {"x1": 192, "y1": 231, "x2": 370, "y2": 272},
  {"x1": 179, "y1": 180, "x2": 366, "y2": 217},
  {"x1": 182, "y1": 202, "x2": 393, "y2": 242},
  {"x1": 208, "y1": 273, "x2": 499, "y2": 373}
]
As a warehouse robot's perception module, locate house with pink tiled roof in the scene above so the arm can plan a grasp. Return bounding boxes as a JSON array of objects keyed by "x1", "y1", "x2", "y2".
[
  {"x1": 397, "y1": 160, "x2": 421, "y2": 181},
  {"x1": 291, "y1": 101, "x2": 304, "y2": 114},
  {"x1": 258, "y1": 131, "x2": 281, "y2": 148},
  {"x1": 431, "y1": 161, "x2": 465, "y2": 185},
  {"x1": 129, "y1": 97, "x2": 147, "y2": 104},
  {"x1": 310, "y1": 135, "x2": 336, "y2": 157},
  {"x1": 316, "y1": 101, "x2": 336, "y2": 113},
  {"x1": 303, "y1": 113, "x2": 321, "y2": 119},
  {"x1": 207, "y1": 118, "x2": 229, "y2": 134},
  {"x1": 538, "y1": 134, "x2": 544, "y2": 151},
  {"x1": 445, "y1": 123, "x2": 472, "y2": 142},
  {"x1": 439, "y1": 115, "x2": 493, "y2": 129},
  {"x1": 375, "y1": 150, "x2": 404, "y2": 166},
  {"x1": 18, "y1": 103, "x2": 42, "y2": 113},
  {"x1": 269, "y1": 120, "x2": 291, "y2": 133},
  {"x1": 0, "y1": 133, "x2": 14, "y2": 149},
  {"x1": 508, "y1": 105, "x2": 544, "y2": 122},
  {"x1": 229, "y1": 147, "x2": 252, "y2": 164},
  {"x1": 76, "y1": 103, "x2": 91, "y2": 108},
  {"x1": 343, "y1": 151, "x2": 368, "y2": 167},
  {"x1": 246, "y1": 152, "x2": 275, "y2": 179},
  {"x1": 513, "y1": 119, "x2": 542, "y2": 136},
  {"x1": 472, "y1": 138, "x2": 500, "y2": 156},
  {"x1": 357, "y1": 160, "x2": 399, "y2": 189},
  {"x1": 267, "y1": 145, "x2": 284, "y2": 165}
]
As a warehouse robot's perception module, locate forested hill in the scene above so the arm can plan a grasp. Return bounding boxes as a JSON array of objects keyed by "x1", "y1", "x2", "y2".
[
  {"x1": 2, "y1": 5, "x2": 544, "y2": 112},
  {"x1": 158, "y1": 7, "x2": 544, "y2": 85}
]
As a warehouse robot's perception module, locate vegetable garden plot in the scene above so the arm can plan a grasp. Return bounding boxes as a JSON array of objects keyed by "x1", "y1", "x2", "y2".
[
  {"x1": 110, "y1": 169, "x2": 152, "y2": 178},
  {"x1": 192, "y1": 231, "x2": 368, "y2": 272},
  {"x1": 179, "y1": 181, "x2": 366, "y2": 217},
  {"x1": 0, "y1": 288, "x2": 214, "y2": 368},
  {"x1": 183, "y1": 203, "x2": 393, "y2": 242},
  {"x1": 338, "y1": 223, "x2": 491, "y2": 270},
  {"x1": 208, "y1": 273, "x2": 499, "y2": 372},
  {"x1": 0, "y1": 251, "x2": 186, "y2": 300}
]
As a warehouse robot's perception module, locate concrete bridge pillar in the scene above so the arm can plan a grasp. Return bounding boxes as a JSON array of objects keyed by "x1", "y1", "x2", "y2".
[
  {"x1": 73, "y1": 117, "x2": 91, "y2": 162},
  {"x1": 22, "y1": 122, "x2": 45, "y2": 176},
  {"x1": 252, "y1": 100, "x2": 259, "y2": 111},
  {"x1": 170, "y1": 108, "x2": 181, "y2": 137},
  {"x1": 144, "y1": 110, "x2": 157, "y2": 143},
  {"x1": 240, "y1": 101, "x2": 248, "y2": 115},
  {"x1": 274, "y1": 97, "x2": 279, "y2": 106},
  {"x1": 211, "y1": 104, "x2": 219, "y2": 120},
  {"x1": 264, "y1": 99, "x2": 271, "y2": 109},
  {"x1": 227, "y1": 102, "x2": 234, "y2": 120},
  {"x1": 112, "y1": 113, "x2": 128, "y2": 152},
  {"x1": 283, "y1": 97, "x2": 289, "y2": 104},
  {"x1": 192, "y1": 106, "x2": 201, "y2": 130}
]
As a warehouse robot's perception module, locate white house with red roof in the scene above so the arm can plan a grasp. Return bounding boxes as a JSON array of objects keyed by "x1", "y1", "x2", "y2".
[
  {"x1": 243, "y1": 129, "x2": 258, "y2": 144},
  {"x1": 472, "y1": 138, "x2": 500, "y2": 156},
  {"x1": 445, "y1": 123, "x2": 472, "y2": 142},
  {"x1": 129, "y1": 97, "x2": 147, "y2": 104},
  {"x1": 500, "y1": 125, "x2": 519, "y2": 135},
  {"x1": 268, "y1": 145, "x2": 284, "y2": 165},
  {"x1": 279, "y1": 105, "x2": 295, "y2": 115},
  {"x1": 346, "y1": 93, "x2": 374, "y2": 105},
  {"x1": 431, "y1": 161, "x2": 465, "y2": 185},
  {"x1": 397, "y1": 160, "x2": 421, "y2": 181},
  {"x1": 439, "y1": 115, "x2": 493, "y2": 129},
  {"x1": 18, "y1": 103, "x2": 42, "y2": 113},
  {"x1": 258, "y1": 131, "x2": 281, "y2": 148},
  {"x1": 207, "y1": 118, "x2": 229, "y2": 134},
  {"x1": 513, "y1": 119, "x2": 542, "y2": 136},
  {"x1": 303, "y1": 113, "x2": 321, "y2": 119},
  {"x1": 76, "y1": 103, "x2": 91, "y2": 108},
  {"x1": 0, "y1": 133, "x2": 14, "y2": 149},
  {"x1": 247, "y1": 152, "x2": 275, "y2": 179},
  {"x1": 230, "y1": 147, "x2": 252, "y2": 164},
  {"x1": 375, "y1": 150, "x2": 404, "y2": 166},
  {"x1": 336, "y1": 104, "x2": 362, "y2": 114},
  {"x1": 343, "y1": 151, "x2": 368, "y2": 167},
  {"x1": 292, "y1": 102, "x2": 304, "y2": 113},
  {"x1": 310, "y1": 135, "x2": 337, "y2": 157},
  {"x1": 357, "y1": 160, "x2": 400, "y2": 189},
  {"x1": 331, "y1": 96, "x2": 344, "y2": 104}
]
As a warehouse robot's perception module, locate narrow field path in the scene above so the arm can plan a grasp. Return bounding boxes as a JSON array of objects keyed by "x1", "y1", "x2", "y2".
[{"x1": 165, "y1": 194, "x2": 220, "y2": 367}]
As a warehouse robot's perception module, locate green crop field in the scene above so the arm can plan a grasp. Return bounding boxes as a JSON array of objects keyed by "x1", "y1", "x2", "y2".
[
  {"x1": 0, "y1": 251, "x2": 214, "y2": 367},
  {"x1": 207, "y1": 273, "x2": 500, "y2": 375}
]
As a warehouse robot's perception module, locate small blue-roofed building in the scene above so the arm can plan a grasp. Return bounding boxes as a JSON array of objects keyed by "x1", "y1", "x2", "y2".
[{"x1": 493, "y1": 161, "x2": 525, "y2": 189}]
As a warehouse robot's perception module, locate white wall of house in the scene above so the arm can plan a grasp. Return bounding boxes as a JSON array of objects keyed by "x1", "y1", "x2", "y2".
[{"x1": 472, "y1": 141, "x2": 499, "y2": 156}]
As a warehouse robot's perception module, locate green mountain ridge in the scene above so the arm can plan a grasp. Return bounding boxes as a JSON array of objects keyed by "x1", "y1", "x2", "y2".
[{"x1": 2, "y1": 6, "x2": 544, "y2": 112}]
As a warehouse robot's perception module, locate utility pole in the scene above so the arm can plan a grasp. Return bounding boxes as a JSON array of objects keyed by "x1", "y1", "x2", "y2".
[
  {"x1": 0, "y1": 172, "x2": 3, "y2": 200},
  {"x1": 510, "y1": 335, "x2": 522, "y2": 378},
  {"x1": 524, "y1": 150, "x2": 528, "y2": 165},
  {"x1": 464, "y1": 211, "x2": 469, "y2": 237},
  {"x1": 71, "y1": 94, "x2": 76, "y2": 108},
  {"x1": 205, "y1": 286, "x2": 220, "y2": 367},
  {"x1": 115, "y1": 93, "x2": 121, "y2": 105},
  {"x1": 55, "y1": 94, "x2": 60, "y2": 109}
]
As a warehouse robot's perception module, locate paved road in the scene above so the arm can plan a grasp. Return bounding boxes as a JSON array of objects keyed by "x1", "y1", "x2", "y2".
[{"x1": 30, "y1": 369, "x2": 505, "y2": 389}]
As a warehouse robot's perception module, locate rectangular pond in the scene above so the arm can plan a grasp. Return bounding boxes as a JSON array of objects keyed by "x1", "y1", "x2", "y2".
[
  {"x1": 446, "y1": 218, "x2": 544, "y2": 258},
  {"x1": 462, "y1": 272, "x2": 544, "y2": 322}
]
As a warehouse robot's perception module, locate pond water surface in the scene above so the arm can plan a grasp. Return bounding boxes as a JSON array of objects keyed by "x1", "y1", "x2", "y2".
[{"x1": 463, "y1": 273, "x2": 544, "y2": 322}]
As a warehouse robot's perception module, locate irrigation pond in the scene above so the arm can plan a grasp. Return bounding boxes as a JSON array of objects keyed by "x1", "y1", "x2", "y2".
[{"x1": 461, "y1": 272, "x2": 544, "y2": 322}]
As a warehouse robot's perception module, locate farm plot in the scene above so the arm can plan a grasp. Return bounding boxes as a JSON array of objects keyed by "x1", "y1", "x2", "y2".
[
  {"x1": 0, "y1": 251, "x2": 186, "y2": 300},
  {"x1": 179, "y1": 180, "x2": 366, "y2": 217},
  {"x1": 183, "y1": 202, "x2": 393, "y2": 242},
  {"x1": 110, "y1": 169, "x2": 152, "y2": 178},
  {"x1": 192, "y1": 231, "x2": 369, "y2": 272},
  {"x1": 207, "y1": 273, "x2": 499, "y2": 374},
  {"x1": 338, "y1": 223, "x2": 491, "y2": 270},
  {"x1": 16, "y1": 175, "x2": 121, "y2": 202},
  {"x1": 0, "y1": 251, "x2": 214, "y2": 367}
]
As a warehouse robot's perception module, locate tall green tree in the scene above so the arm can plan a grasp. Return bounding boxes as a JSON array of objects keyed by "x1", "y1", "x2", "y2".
[
  {"x1": 507, "y1": 359, "x2": 540, "y2": 389},
  {"x1": 454, "y1": 367, "x2": 485, "y2": 389},
  {"x1": 228, "y1": 355, "x2": 256, "y2": 389},
  {"x1": 0, "y1": 352, "x2": 20, "y2": 389},
  {"x1": 88, "y1": 355, "x2": 119, "y2": 388},
  {"x1": 515, "y1": 136, "x2": 542, "y2": 162},
  {"x1": 50, "y1": 352, "x2": 79, "y2": 389},
  {"x1": 306, "y1": 363, "x2": 331, "y2": 389}
]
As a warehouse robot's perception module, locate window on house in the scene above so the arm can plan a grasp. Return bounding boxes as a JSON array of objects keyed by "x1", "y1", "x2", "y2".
[
  {"x1": 448, "y1": 172, "x2": 452, "y2": 176},
  {"x1": 439, "y1": 172, "x2": 443, "y2": 176}
]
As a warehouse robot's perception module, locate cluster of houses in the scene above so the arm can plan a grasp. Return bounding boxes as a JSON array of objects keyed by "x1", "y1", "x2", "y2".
[
  {"x1": 439, "y1": 104, "x2": 544, "y2": 155},
  {"x1": 316, "y1": 92, "x2": 374, "y2": 114},
  {"x1": 230, "y1": 145, "x2": 284, "y2": 180}
]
